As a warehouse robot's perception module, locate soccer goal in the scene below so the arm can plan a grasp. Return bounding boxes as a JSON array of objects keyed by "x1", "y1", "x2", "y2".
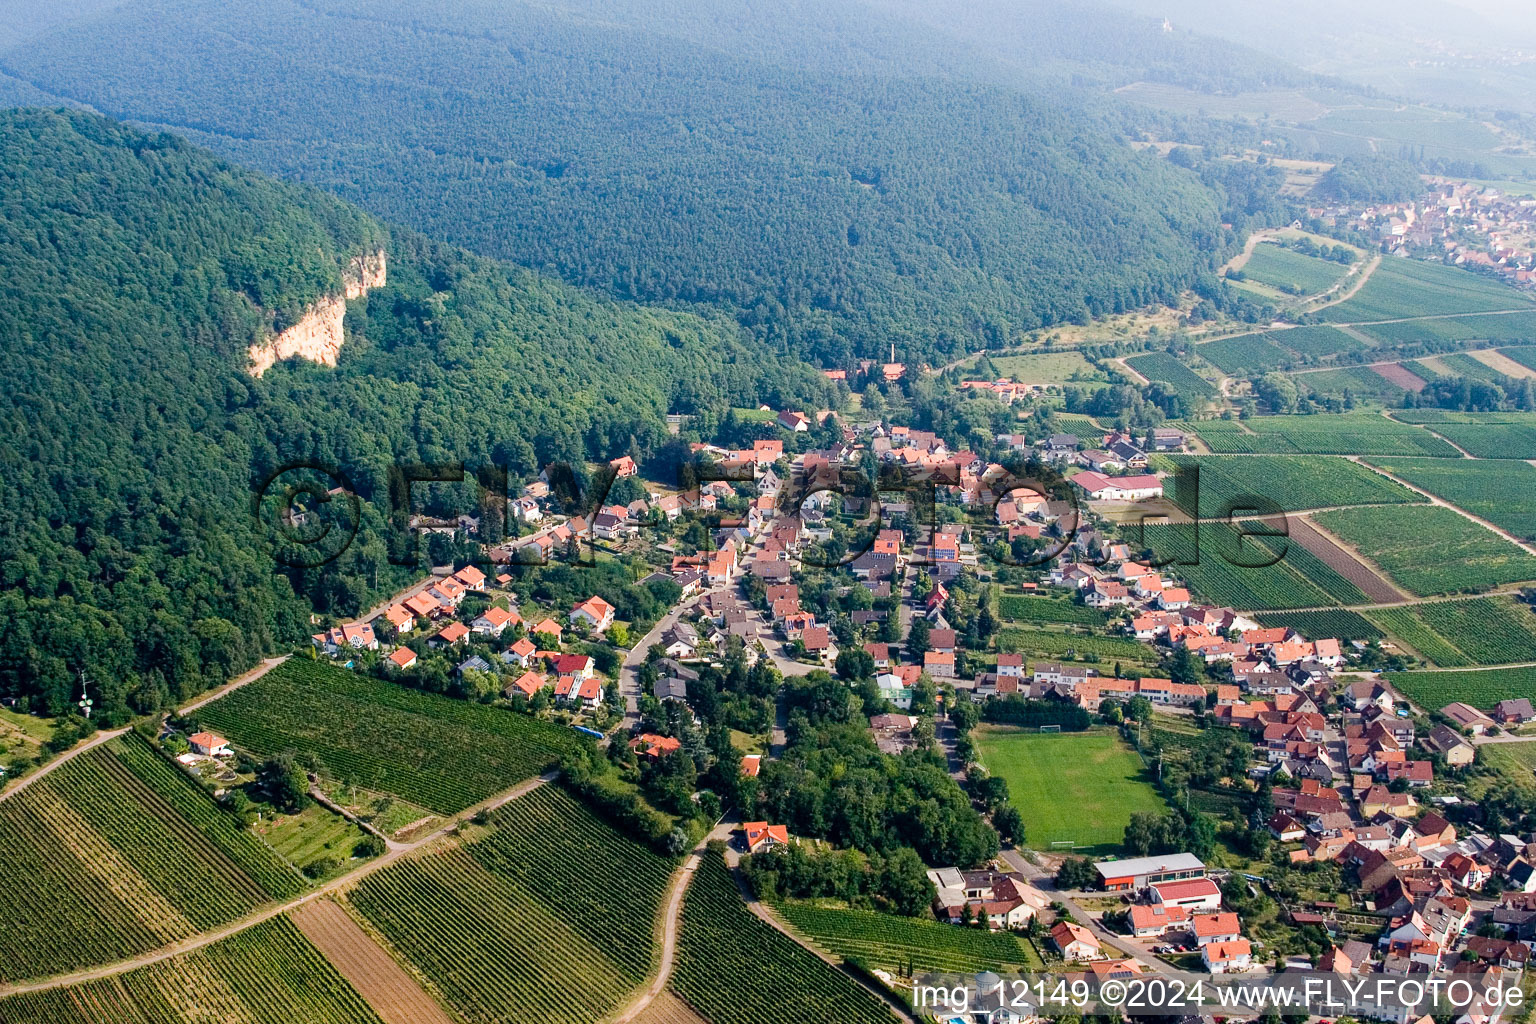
[
  {"x1": 1050, "y1": 840, "x2": 1076, "y2": 850},
  {"x1": 1039, "y1": 724, "x2": 1061, "y2": 733}
]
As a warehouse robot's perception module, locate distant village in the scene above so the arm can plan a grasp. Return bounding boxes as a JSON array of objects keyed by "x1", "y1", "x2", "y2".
[{"x1": 1311, "y1": 180, "x2": 1536, "y2": 287}]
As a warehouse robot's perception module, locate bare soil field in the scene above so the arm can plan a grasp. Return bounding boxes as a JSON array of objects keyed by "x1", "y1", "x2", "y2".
[
  {"x1": 1289, "y1": 515, "x2": 1404, "y2": 604},
  {"x1": 1370, "y1": 362, "x2": 1428, "y2": 392},
  {"x1": 291, "y1": 899, "x2": 454, "y2": 1024},
  {"x1": 1468, "y1": 348, "x2": 1536, "y2": 379},
  {"x1": 635, "y1": 992, "x2": 711, "y2": 1024}
]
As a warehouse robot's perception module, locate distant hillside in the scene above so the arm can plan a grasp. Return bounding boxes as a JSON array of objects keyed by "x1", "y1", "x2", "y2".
[
  {"x1": 0, "y1": 0, "x2": 1236, "y2": 365},
  {"x1": 0, "y1": 109, "x2": 827, "y2": 719}
]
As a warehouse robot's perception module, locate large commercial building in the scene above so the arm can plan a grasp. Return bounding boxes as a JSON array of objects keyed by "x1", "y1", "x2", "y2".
[{"x1": 1092, "y1": 853, "x2": 1206, "y2": 891}]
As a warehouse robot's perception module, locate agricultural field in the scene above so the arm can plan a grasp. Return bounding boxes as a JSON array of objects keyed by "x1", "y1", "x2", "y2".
[
  {"x1": 776, "y1": 900, "x2": 1043, "y2": 974},
  {"x1": 1355, "y1": 311, "x2": 1536, "y2": 347},
  {"x1": 1367, "y1": 607, "x2": 1473, "y2": 667},
  {"x1": 1505, "y1": 347, "x2": 1536, "y2": 372},
  {"x1": 1190, "y1": 414, "x2": 1456, "y2": 456},
  {"x1": 1269, "y1": 325, "x2": 1367, "y2": 360},
  {"x1": 996, "y1": 593, "x2": 1107, "y2": 626},
  {"x1": 1431, "y1": 352, "x2": 1511, "y2": 384},
  {"x1": 1315, "y1": 505, "x2": 1536, "y2": 596},
  {"x1": 973, "y1": 727, "x2": 1165, "y2": 853},
  {"x1": 1051, "y1": 412, "x2": 1105, "y2": 434},
  {"x1": 1318, "y1": 258, "x2": 1533, "y2": 323},
  {"x1": 995, "y1": 627, "x2": 1156, "y2": 665},
  {"x1": 729, "y1": 407, "x2": 778, "y2": 423},
  {"x1": 1153, "y1": 454, "x2": 1419, "y2": 518},
  {"x1": 1252, "y1": 610, "x2": 1383, "y2": 641},
  {"x1": 1386, "y1": 666, "x2": 1536, "y2": 709},
  {"x1": 982, "y1": 351, "x2": 1108, "y2": 385},
  {"x1": 1417, "y1": 422, "x2": 1536, "y2": 459},
  {"x1": 346, "y1": 784, "x2": 672, "y2": 1024},
  {"x1": 1367, "y1": 457, "x2": 1536, "y2": 540},
  {"x1": 673, "y1": 851, "x2": 897, "y2": 1024},
  {"x1": 1140, "y1": 522, "x2": 1343, "y2": 611},
  {"x1": 254, "y1": 803, "x2": 374, "y2": 882},
  {"x1": 0, "y1": 917, "x2": 383, "y2": 1024},
  {"x1": 196, "y1": 660, "x2": 578, "y2": 815},
  {"x1": 1123, "y1": 352, "x2": 1217, "y2": 401},
  {"x1": 1295, "y1": 366, "x2": 1406, "y2": 404},
  {"x1": 1197, "y1": 334, "x2": 1294, "y2": 375},
  {"x1": 1368, "y1": 598, "x2": 1536, "y2": 667},
  {"x1": 0, "y1": 733, "x2": 305, "y2": 982},
  {"x1": 1480, "y1": 743, "x2": 1536, "y2": 793},
  {"x1": 1238, "y1": 243, "x2": 1351, "y2": 297}
]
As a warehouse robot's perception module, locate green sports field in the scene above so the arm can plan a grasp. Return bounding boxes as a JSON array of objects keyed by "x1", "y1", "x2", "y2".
[{"x1": 973, "y1": 727, "x2": 1166, "y2": 854}]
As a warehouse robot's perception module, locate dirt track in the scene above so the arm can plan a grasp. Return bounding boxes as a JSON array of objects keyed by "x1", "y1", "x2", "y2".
[{"x1": 292, "y1": 900, "x2": 453, "y2": 1024}]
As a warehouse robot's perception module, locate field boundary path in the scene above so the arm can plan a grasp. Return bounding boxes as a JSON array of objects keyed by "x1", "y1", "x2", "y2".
[
  {"x1": 291, "y1": 899, "x2": 455, "y2": 1024},
  {"x1": 179, "y1": 654, "x2": 290, "y2": 715},
  {"x1": 0, "y1": 772, "x2": 555, "y2": 998},
  {"x1": 0, "y1": 725, "x2": 130, "y2": 804},
  {"x1": 720, "y1": 859, "x2": 917, "y2": 1024},
  {"x1": 612, "y1": 820, "x2": 734, "y2": 1024},
  {"x1": 1348, "y1": 457, "x2": 1536, "y2": 556}
]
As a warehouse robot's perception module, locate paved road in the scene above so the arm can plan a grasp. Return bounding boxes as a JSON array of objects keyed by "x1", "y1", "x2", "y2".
[
  {"x1": 0, "y1": 772, "x2": 555, "y2": 997},
  {"x1": 999, "y1": 849, "x2": 1178, "y2": 977}
]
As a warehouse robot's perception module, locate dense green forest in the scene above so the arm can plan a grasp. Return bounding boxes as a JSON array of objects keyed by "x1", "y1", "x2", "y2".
[
  {"x1": 0, "y1": 0, "x2": 1233, "y2": 365},
  {"x1": 0, "y1": 108, "x2": 828, "y2": 720}
]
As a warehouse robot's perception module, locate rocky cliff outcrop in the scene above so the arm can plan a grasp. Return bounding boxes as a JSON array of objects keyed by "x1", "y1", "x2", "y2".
[{"x1": 248, "y1": 248, "x2": 387, "y2": 377}]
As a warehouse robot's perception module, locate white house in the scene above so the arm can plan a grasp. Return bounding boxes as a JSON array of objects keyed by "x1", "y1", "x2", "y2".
[
  {"x1": 570, "y1": 595, "x2": 616, "y2": 633},
  {"x1": 1203, "y1": 939, "x2": 1252, "y2": 974}
]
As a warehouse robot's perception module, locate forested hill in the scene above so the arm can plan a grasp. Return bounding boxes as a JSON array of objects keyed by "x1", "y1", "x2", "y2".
[
  {"x1": 0, "y1": 0, "x2": 1230, "y2": 365},
  {"x1": 0, "y1": 109, "x2": 829, "y2": 719}
]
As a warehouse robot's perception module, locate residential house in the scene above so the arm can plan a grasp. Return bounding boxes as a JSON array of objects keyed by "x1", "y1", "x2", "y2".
[
  {"x1": 570, "y1": 595, "x2": 616, "y2": 633},
  {"x1": 1427, "y1": 725, "x2": 1475, "y2": 766},
  {"x1": 1441, "y1": 702, "x2": 1495, "y2": 735},
  {"x1": 386, "y1": 647, "x2": 418, "y2": 671},
  {"x1": 471, "y1": 605, "x2": 516, "y2": 637},
  {"x1": 429, "y1": 621, "x2": 469, "y2": 648},
  {"x1": 1203, "y1": 939, "x2": 1252, "y2": 974},
  {"x1": 1050, "y1": 921, "x2": 1104, "y2": 961},
  {"x1": 744, "y1": 821, "x2": 791, "y2": 853},
  {"x1": 188, "y1": 732, "x2": 231, "y2": 757}
]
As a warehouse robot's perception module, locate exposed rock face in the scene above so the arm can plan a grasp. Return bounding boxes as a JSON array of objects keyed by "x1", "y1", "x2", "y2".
[{"x1": 248, "y1": 249, "x2": 387, "y2": 377}]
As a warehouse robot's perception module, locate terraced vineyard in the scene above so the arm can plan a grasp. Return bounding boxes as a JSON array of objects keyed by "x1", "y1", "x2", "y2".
[
  {"x1": 1268, "y1": 325, "x2": 1365, "y2": 359},
  {"x1": 1387, "y1": 666, "x2": 1536, "y2": 709},
  {"x1": 777, "y1": 900, "x2": 1043, "y2": 973},
  {"x1": 0, "y1": 917, "x2": 382, "y2": 1024},
  {"x1": 1197, "y1": 334, "x2": 1293, "y2": 375},
  {"x1": 1319, "y1": 258, "x2": 1533, "y2": 323},
  {"x1": 347, "y1": 785, "x2": 672, "y2": 1024},
  {"x1": 1357, "y1": 311, "x2": 1536, "y2": 346},
  {"x1": 1314, "y1": 505, "x2": 1536, "y2": 596},
  {"x1": 996, "y1": 594, "x2": 1107, "y2": 626},
  {"x1": 1252, "y1": 610, "x2": 1383, "y2": 641},
  {"x1": 1237, "y1": 243, "x2": 1350, "y2": 297},
  {"x1": 1369, "y1": 598, "x2": 1536, "y2": 667},
  {"x1": 1123, "y1": 352, "x2": 1216, "y2": 401},
  {"x1": 672, "y1": 851, "x2": 897, "y2": 1024},
  {"x1": 1367, "y1": 457, "x2": 1536, "y2": 540},
  {"x1": 198, "y1": 659, "x2": 577, "y2": 814},
  {"x1": 1367, "y1": 607, "x2": 1473, "y2": 667},
  {"x1": 1190, "y1": 415, "x2": 1456, "y2": 456},
  {"x1": 1140, "y1": 523, "x2": 1339, "y2": 611},
  {"x1": 0, "y1": 735, "x2": 304, "y2": 982},
  {"x1": 1152, "y1": 454, "x2": 1419, "y2": 518},
  {"x1": 1298, "y1": 366, "x2": 1407, "y2": 405}
]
